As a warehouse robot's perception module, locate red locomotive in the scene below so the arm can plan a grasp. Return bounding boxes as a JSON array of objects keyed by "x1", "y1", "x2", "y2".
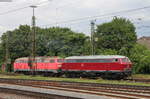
[
  {"x1": 61, "y1": 55, "x2": 132, "y2": 79},
  {"x1": 13, "y1": 55, "x2": 132, "y2": 79},
  {"x1": 14, "y1": 57, "x2": 63, "y2": 76}
]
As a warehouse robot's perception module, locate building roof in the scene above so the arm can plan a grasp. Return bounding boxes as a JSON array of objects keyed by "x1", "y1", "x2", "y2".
[{"x1": 65, "y1": 55, "x2": 127, "y2": 59}]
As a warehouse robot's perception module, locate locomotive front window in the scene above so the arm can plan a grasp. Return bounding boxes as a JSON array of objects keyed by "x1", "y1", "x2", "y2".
[
  {"x1": 121, "y1": 58, "x2": 130, "y2": 62},
  {"x1": 127, "y1": 58, "x2": 131, "y2": 62}
]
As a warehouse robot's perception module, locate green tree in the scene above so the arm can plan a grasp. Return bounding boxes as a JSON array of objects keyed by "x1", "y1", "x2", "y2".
[
  {"x1": 0, "y1": 25, "x2": 31, "y2": 71},
  {"x1": 95, "y1": 17, "x2": 137, "y2": 53},
  {"x1": 0, "y1": 25, "x2": 89, "y2": 72},
  {"x1": 36, "y1": 27, "x2": 89, "y2": 57},
  {"x1": 129, "y1": 44, "x2": 150, "y2": 74}
]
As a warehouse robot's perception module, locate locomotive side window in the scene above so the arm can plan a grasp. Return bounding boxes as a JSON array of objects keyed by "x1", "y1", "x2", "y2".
[
  {"x1": 36, "y1": 59, "x2": 41, "y2": 63},
  {"x1": 50, "y1": 59, "x2": 55, "y2": 63},
  {"x1": 65, "y1": 59, "x2": 76, "y2": 63},
  {"x1": 20, "y1": 60, "x2": 23, "y2": 63},
  {"x1": 36, "y1": 58, "x2": 45, "y2": 63},
  {"x1": 112, "y1": 59, "x2": 118, "y2": 62},
  {"x1": 65, "y1": 59, "x2": 114, "y2": 63},
  {"x1": 44, "y1": 60, "x2": 49, "y2": 63},
  {"x1": 15, "y1": 60, "x2": 28, "y2": 63},
  {"x1": 36, "y1": 58, "x2": 49, "y2": 63}
]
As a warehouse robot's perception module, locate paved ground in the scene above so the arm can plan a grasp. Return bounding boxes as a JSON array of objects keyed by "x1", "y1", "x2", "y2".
[
  {"x1": 0, "y1": 93, "x2": 36, "y2": 99},
  {"x1": 0, "y1": 83, "x2": 115, "y2": 99}
]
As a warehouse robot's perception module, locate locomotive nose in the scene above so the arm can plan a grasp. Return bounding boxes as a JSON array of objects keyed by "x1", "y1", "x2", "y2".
[{"x1": 58, "y1": 63, "x2": 62, "y2": 68}]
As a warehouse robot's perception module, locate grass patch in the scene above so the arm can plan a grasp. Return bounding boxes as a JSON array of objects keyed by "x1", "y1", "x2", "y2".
[
  {"x1": 0, "y1": 74, "x2": 150, "y2": 86},
  {"x1": 131, "y1": 74, "x2": 150, "y2": 79}
]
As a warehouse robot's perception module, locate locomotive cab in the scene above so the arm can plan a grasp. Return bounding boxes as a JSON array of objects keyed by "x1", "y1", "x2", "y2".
[{"x1": 120, "y1": 58, "x2": 132, "y2": 77}]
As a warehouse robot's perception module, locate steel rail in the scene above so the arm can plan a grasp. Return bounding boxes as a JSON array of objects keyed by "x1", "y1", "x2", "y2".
[{"x1": 0, "y1": 78, "x2": 150, "y2": 99}]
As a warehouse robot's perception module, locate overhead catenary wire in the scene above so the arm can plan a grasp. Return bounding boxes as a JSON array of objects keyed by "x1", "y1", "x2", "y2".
[
  {"x1": 55, "y1": 0, "x2": 84, "y2": 9},
  {"x1": 0, "y1": 0, "x2": 50, "y2": 16},
  {"x1": 0, "y1": 0, "x2": 149, "y2": 33},
  {"x1": 55, "y1": 0, "x2": 83, "y2": 26},
  {"x1": 0, "y1": 1, "x2": 149, "y2": 27},
  {"x1": 41, "y1": 5, "x2": 150, "y2": 27}
]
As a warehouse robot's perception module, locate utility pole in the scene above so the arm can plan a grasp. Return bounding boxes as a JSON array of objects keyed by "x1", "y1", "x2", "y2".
[
  {"x1": 90, "y1": 20, "x2": 96, "y2": 55},
  {"x1": 30, "y1": 5, "x2": 37, "y2": 75}
]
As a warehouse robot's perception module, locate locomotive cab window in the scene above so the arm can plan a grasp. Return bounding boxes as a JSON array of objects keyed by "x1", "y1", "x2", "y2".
[
  {"x1": 122, "y1": 58, "x2": 128, "y2": 62},
  {"x1": 115, "y1": 59, "x2": 118, "y2": 62},
  {"x1": 122, "y1": 58, "x2": 130, "y2": 62}
]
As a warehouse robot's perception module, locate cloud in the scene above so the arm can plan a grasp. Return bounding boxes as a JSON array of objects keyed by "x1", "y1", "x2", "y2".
[
  {"x1": 0, "y1": 25, "x2": 9, "y2": 36},
  {"x1": 0, "y1": 0, "x2": 149, "y2": 37}
]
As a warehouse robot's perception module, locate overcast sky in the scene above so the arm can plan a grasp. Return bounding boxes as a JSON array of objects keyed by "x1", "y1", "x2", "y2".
[{"x1": 0, "y1": 0, "x2": 150, "y2": 37}]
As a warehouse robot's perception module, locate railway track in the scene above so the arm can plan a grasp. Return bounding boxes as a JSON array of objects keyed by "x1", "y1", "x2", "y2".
[
  {"x1": 0, "y1": 78, "x2": 150, "y2": 99},
  {"x1": 1, "y1": 73, "x2": 150, "y2": 83}
]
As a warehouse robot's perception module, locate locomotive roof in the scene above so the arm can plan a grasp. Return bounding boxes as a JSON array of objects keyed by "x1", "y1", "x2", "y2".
[
  {"x1": 65, "y1": 55, "x2": 127, "y2": 59},
  {"x1": 15, "y1": 56, "x2": 60, "y2": 60}
]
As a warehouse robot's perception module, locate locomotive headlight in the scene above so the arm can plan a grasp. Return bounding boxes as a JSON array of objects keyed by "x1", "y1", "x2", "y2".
[
  {"x1": 124, "y1": 67, "x2": 131, "y2": 71},
  {"x1": 58, "y1": 64, "x2": 62, "y2": 67}
]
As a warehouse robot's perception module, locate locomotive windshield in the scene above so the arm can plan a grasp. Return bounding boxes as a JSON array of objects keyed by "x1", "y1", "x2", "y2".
[{"x1": 121, "y1": 58, "x2": 131, "y2": 62}]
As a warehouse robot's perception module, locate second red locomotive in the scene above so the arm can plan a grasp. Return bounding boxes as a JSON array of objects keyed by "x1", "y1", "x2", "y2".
[{"x1": 14, "y1": 56, "x2": 63, "y2": 76}]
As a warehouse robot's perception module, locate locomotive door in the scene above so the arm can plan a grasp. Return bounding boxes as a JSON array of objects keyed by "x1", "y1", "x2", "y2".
[
  {"x1": 106, "y1": 59, "x2": 111, "y2": 72},
  {"x1": 106, "y1": 63, "x2": 110, "y2": 71},
  {"x1": 81, "y1": 63, "x2": 84, "y2": 71}
]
